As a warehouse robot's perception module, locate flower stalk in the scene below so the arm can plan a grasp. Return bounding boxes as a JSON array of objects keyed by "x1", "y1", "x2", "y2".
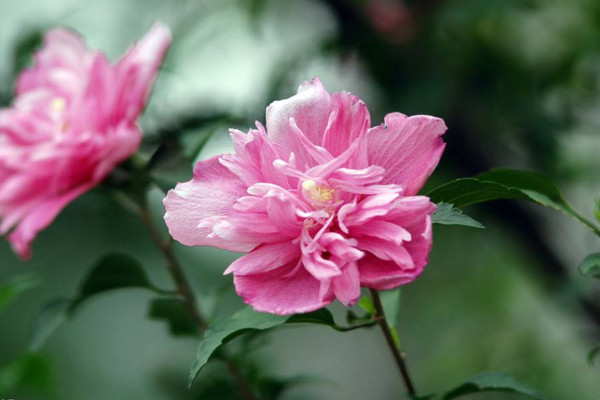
[{"x1": 369, "y1": 288, "x2": 417, "y2": 397}]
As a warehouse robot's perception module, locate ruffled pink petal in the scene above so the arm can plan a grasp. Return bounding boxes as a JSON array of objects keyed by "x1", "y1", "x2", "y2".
[
  {"x1": 16, "y1": 28, "x2": 91, "y2": 97},
  {"x1": 224, "y1": 241, "x2": 299, "y2": 275},
  {"x1": 302, "y1": 250, "x2": 342, "y2": 280},
  {"x1": 357, "y1": 236, "x2": 415, "y2": 268},
  {"x1": 350, "y1": 220, "x2": 411, "y2": 245},
  {"x1": 221, "y1": 126, "x2": 289, "y2": 187},
  {"x1": 234, "y1": 261, "x2": 334, "y2": 315},
  {"x1": 163, "y1": 156, "x2": 253, "y2": 252},
  {"x1": 69, "y1": 53, "x2": 115, "y2": 133},
  {"x1": 367, "y1": 113, "x2": 447, "y2": 195},
  {"x1": 332, "y1": 262, "x2": 361, "y2": 306},
  {"x1": 321, "y1": 91, "x2": 371, "y2": 157},
  {"x1": 266, "y1": 77, "x2": 333, "y2": 165},
  {"x1": 356, "y1": 201, "x2": 434, "y2": 290},
  {"x1": 7, "y1": 183, "x2": 92, "y2": 260},
  {"x1": 358, "y1": 253, "x2": 418, "y2": 290},
  {"x1": 113, "y1": 22, "x2": 172, "y2": 123},
  {"x1": 402, "y1": 214, "x2": 433, "y2": 274},
  {"x1": 92, "y1": 123, "x2": 142, "y2": 181}
]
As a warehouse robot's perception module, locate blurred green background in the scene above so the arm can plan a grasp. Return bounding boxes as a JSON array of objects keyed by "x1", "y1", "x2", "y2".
[{"x1": 1, "y1": 0, "x2": 600, "y2": 399}]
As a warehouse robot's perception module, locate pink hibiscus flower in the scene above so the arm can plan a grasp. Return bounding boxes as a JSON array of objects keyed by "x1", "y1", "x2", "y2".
[
  {"x1": 164, "y1": 78, "x2": 446, "y2": 315},
  {"x1": 0, "y1": 23, "x2": 171, "y2": 259}
]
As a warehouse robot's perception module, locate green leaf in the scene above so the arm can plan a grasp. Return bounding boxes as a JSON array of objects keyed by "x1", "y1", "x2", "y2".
[
  {"x1": 70, "y1": 253, "x2": 155, "y2": 313},
  {"x1": 29, "y1": 298, "x2": 70, "y2": 351},
  {"x1": 286, "y1": 308, "x2": 336, "y2": 326},
  {"x1": 578, "y1": 253, "x2": 600, "y2": 279},
  {"x1": 189, "y1": 307, "x2": 376, "y2": 386},
  {"x1": 0, "y1": 353, "x2": 54, "y2": 395},
  {"x1": 30, "y1": 254, "x2": 160, "y2": 351},
  {"x1": 148, "y1": 297, "x2": 199, "y2": 337},
  {"x1": 432, "y1": 202, "x2": 484, "y2": 229},
  {"x1": 428, "y1": 168, "x2": 600, "y2": 237},
  {"x1": 256, "y1": 375, "x2": 318, "y2": 400},
  {"x1": 11, "y1": 30, "x2": 43, "y2": 79},
  {"x1": 189, "y1": 307, "x2": 287, "y2": 386},
  {"x1": 380, "y1": 288, "x2": 402, "y2": 329},
  {"x1": 358, "y1": 296, "x2": 376, "y2": 314},
  {"x1": 0, "y1": 274, "x2": 40, "y2": 315},
  {"x1": 588, "y1": 344, "x2": 600, "y2": 367},
  {"x1": 443, "y1": 372, "x2": 548, "y2": 400}
]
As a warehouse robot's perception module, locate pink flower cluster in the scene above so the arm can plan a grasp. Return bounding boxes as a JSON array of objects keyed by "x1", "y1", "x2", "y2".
[
  {"x1": 0, "y1": 23, "x2": 171, "y2": 259},
  {"x1": 164, "y1": 78, "x2": 446, "y2": 315}
]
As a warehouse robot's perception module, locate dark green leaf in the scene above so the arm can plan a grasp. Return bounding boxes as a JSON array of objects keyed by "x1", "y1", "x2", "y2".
[
  {"x1": 148, "y1": 297, "x2": 199, "y2": 337},
  {"x1": 588, "y1": 344, "x2": 600, "y2": 367},
  {"x1": 148, "y1": 141, "x2": 194, "y2": 194},
  {"x1": 578, "y1": 253, "x2": 600, "y2": 279},
  {"x1": 256, "y1": 375, "x2": 317, "y2": 400},
  {"x1": 432, "y1": 202, "x2": 484, "y2": 229},
  {"x1": 0, "y1": 353, "x2": 54, "y2": 395},
  {"x1": 443, "y1": 372, "x2": 548, "y2": 400},
  {"x1": 0, "y1": 274, "x2": 40, "y2": 315},
  {"x1": 286, "y1": 308, "x2": 336, "y2": 326},
  {"x1": 189, "y1": 307, "x2": 376, "y2": 386},
  {"x1": 427, "y1": 177, "x2": 527, "y2": 207},
  {"x1": 11, "y1": 30, "x2": 43, "y2": 79},
  {"x1": 428, "y1": 169, "x2": 600, "y2": 237},
  {"x1": 70, "y1": 253, "x2": 154, "y2": 312},
  {"x1": 189, "y1": 307, "x2": 286, "y2": 386},
  {"x1": 29, "y1": 298, "x2": 70, "y2": 351}
]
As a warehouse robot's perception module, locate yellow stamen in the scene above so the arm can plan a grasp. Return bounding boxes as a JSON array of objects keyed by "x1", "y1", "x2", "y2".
[
  {"x1": 51, "y1": 97, "x2": 66, "y2": 111},
  {"x1": 302, "y1": 179, "x2": 335, "y2": 203}
]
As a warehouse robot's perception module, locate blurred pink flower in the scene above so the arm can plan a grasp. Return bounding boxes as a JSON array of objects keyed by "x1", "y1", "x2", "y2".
[
  {"x1": 0, "y1": 23, "x2": 171, "y2": 259},
  {"x1": 164, "y1": 78, "x2": 446, "y2": 315}
]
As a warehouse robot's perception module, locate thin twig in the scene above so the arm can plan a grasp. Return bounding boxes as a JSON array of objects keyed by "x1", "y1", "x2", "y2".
[
  {"x1": 139, "y1": 204, "x2": 208, "y2": 328},
  {"x1": 369, "y1": 288, "x2": 417, "y2": 397}
]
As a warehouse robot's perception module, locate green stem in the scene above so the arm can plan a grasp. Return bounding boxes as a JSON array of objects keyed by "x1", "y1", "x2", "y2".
[
  {"x1": 369, "y1": 288, "x2": 417, "y2": 397},
  {"x1": 138, "y1": 204, "x2": 208, "y2": 328}
]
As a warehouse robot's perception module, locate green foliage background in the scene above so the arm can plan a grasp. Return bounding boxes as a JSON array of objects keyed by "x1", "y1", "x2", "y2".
[{"x1": 1, "y1": 0, "x2": 600, "y2": 399}]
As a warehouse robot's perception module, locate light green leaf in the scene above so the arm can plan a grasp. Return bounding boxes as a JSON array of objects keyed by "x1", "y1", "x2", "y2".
[
  {"x1": 432, "y1": 202, "x2": 484, "y2": 229},
  {"x1": 70, "y1": 253, "x2": 155, "y2": 313},
  {"x1": 380, "y1": 288, "x2": 402, "y2": 329},
  {"x1": 578, "y1": 253, "x2": 600, "y2": 279},
  {"x1": 0, "y1": 273, "x2": 40, "y2": 315},
  {"x1": 380, "y1": 288, "x2": 402, "y2": 347},
  {"x1": 358, "y1": 296, "x2": 376, "y2": 314},
  {"x1": 148, "y1": 297, "x2": 199, "y2": 337},
  {"x1": 428, "y1": 169, "x2": 600, "y2": 237},
  {"x1": 443, "y1": 372, "x2": 548, "y2": 400}
]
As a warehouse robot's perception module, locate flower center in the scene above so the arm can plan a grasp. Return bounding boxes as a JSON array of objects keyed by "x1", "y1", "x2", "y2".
[
  {"x1": 51, "y1": 97, "x2": 66, "y2": 111},
  {"x1": 301, "y1": 179, "x2": 335, "y2": 205}
]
